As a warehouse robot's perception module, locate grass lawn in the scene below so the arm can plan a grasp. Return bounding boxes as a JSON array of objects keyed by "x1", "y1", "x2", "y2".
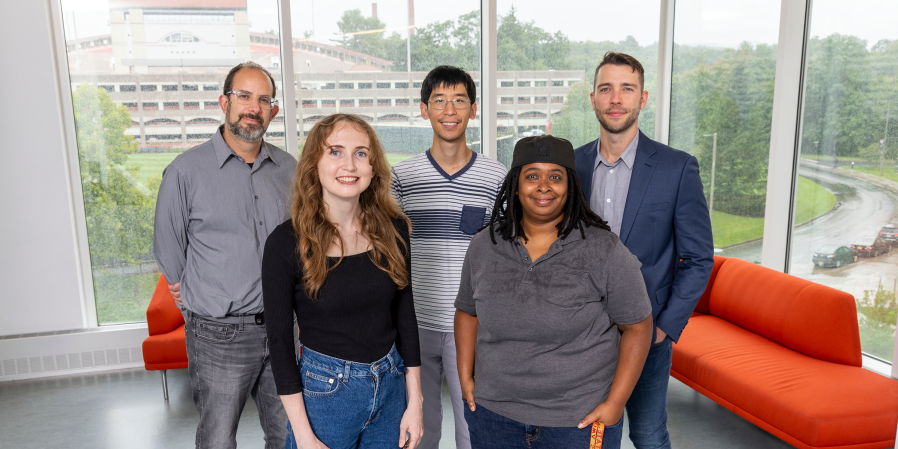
[
  {"x1": 93, "y1": 271, "x2": 161, "y2": 324},
  {"x1": 712, "y1": 176, "x2": 835, "y2": 247},
  {"x1": 794, "y1": 175, "x2": 837, "y2": 224},
  {"x1": 858, "y1": 322, "x2": 895, "y2": 362},
  {"x1": 711, "y1": 212, "x2": 765, "y2": 248},
  {"x1": 126, "y1": 152, "x2": 416, "y2": 186},
  {"x1": 127, "y1": 153, "x2": 177, "y2": 185},
  {"x1": 801, "y1": 154, "x2": 869, "y2": 163},
  {"x1": 853, "y1": 166, "x2": 898, "y2": 184}
]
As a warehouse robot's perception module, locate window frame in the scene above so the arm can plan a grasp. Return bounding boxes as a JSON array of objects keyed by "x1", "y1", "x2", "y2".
[{"x1": 51, "y1": 0, "x2": 897, "y2": 372}]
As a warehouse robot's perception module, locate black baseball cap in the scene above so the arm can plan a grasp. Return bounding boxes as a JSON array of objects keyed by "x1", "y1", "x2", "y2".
[{"x1": 510, "y1": 135, "x2": 576, "y2": 171}]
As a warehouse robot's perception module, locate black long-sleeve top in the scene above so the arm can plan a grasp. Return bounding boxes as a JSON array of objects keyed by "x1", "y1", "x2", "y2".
[{"x1": 262, "y1": 218, "x2": 421, "y2": 396}]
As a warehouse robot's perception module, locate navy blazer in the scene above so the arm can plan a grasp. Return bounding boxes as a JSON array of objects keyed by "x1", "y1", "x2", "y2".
[{"x1": 574, "y1": 130, "x2": 714, "y2": 342}]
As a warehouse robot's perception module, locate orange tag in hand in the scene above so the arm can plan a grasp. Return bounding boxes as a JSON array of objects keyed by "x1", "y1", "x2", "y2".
[{"x1": 589, "y1": 422, "x2": 605, "y2": 449}]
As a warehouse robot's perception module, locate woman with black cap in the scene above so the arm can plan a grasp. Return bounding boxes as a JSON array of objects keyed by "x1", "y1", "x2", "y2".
[{"x1": 453, "y1": 135, "x2": 653, "y2": 449}]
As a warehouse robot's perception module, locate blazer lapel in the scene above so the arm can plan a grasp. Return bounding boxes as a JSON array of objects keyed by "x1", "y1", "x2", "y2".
[
  {"x1": 619, "y1": 131, "x2": 657, "y2": 244},
  {"x1": 577, "y1": 139, "x2": 599, "y2": 204}
]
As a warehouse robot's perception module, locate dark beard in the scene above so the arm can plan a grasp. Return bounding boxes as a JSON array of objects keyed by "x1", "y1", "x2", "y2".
[
  {"x1": 226, "y1": 103, "x2": 266, "y2": 142},
  {"x1": 596, "y1": 107, "x2": 640, "y2": 134}
]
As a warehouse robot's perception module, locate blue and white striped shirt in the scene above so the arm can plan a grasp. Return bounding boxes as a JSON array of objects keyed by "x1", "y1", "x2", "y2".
[{"x1": 391, "y1": 150, "x2": 507, "y2": 332}]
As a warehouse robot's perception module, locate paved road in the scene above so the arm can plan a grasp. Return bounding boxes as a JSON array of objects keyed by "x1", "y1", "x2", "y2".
[{"x1": 718, "y1": 160, "x2": 898, "y2": 299}]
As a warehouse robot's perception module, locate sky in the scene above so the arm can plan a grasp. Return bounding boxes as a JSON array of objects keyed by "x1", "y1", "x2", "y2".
[{"x1": 61, "y1": 0, "x2": 898, "y2": 50}]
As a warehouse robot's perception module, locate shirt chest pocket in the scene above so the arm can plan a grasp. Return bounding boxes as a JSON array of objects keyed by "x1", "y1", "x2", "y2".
[{"x1": 459, "y1": 205, "x2": 487, "y2": 235}]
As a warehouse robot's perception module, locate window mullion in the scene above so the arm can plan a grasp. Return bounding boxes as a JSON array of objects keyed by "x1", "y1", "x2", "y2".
[
  {"x1": 760, "y1": 0, "x2": 812, "y2": 272},
  {"x1": 48, "y1": 0, "x2": 98, "y2": 328},
  {"x1": 277, "y1": 0, "x2": 298, "y2": 157},
  {"x1": 655, "y1": 0, "x2": 674, "y2": 145},
  {"x1": 480, "y1": 0, "x2": 497, "y2": 159}
]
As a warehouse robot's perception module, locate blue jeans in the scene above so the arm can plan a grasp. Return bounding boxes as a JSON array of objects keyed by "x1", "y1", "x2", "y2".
[
  {"x1": 286, "y1": 345, "x2": 408, "y2": 449},
  {"x1": 464, "y1": 403, "x2": 623, "y2": 449},
  {"x1": 625, "y1": 338, "x2": 673, "y2": 449},
  {"x1": 184, "y1": 312, "x2": 288, "y2": 449}
]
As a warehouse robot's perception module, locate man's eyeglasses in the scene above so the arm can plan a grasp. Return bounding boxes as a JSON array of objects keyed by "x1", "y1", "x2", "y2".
[
  {"x1": 226, "y1": 91, "x2": 278, "y2": 110},
  {"x1": 428, "y1": 98, "x2": 471, "y2": 110}
]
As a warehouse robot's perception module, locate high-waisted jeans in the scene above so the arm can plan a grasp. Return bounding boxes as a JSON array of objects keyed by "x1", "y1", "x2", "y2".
[{"x1": 286, "y1": 344, "x2": 408, "y2": 449}]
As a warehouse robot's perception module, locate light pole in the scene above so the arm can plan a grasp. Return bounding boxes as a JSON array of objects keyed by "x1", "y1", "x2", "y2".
[
  {"x1": 881, "y1": 99, "x2": 891, "y2": 175},
  {"x1": 703, "y1": 133, "x2": 717, "y2": 219}
]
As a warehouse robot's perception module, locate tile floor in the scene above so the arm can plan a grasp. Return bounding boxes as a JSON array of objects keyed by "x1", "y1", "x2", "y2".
[{"x1": 0, "y1": 367, "x2": 798, "y2": 448}]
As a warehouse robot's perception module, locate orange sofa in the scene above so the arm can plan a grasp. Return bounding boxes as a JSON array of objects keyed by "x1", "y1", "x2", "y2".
[
  {"x1": 142, "y1": 275, "x2": 188, "y2": 400},
  {"x1": 672, "y1": 256, "x2": 898, "y2": 449}
]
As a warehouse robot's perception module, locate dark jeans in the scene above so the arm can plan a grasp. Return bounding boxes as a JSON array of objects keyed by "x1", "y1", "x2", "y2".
[
  {"x1": 184, "y1": 312, "x2": 288, "y2": 449},
  {"x1": 464, "y1": 403, "x2": 623, "y2": 449},
  {"x1": 285, "y1": 345, "x2": 408, "y2": 449},
  {"x1": 625, "y1": 338, "x2": 673, "y2": 449}
]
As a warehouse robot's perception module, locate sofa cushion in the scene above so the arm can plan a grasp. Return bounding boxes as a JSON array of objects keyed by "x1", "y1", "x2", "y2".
[
  {"x1": 673, "y1": 315, "x2": 898, "y2": 448},
  {"x1": 146, "y1": 275, "x2": 185, "y2": 336},
  {"x1": 142, "y1": 323, "x2": 188, "y2": 367},
  {"x1": 708, "y1": 258, "x2": 861, "y2": 367}
]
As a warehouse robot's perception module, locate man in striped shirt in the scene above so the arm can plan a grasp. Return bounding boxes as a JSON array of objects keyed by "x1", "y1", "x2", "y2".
[{"x1": 391, "y1": 66, "x2": 507, "y2": 449}]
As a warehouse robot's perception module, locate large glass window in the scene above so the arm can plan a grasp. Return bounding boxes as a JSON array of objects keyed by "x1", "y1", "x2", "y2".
[
  {"x1": 61, "y1": 0, "x2": 284, "y2": 324},
  {"x1": 790, "y1": 0, "x2": 898, "y2": 361},
  {"x1": 288, "y1": 0, "x2": 481, "y2": 160},
  {"x1": 494, "y1": 1, "x2": 660, "y2": 167},
  {"x1": 669, "y1": 0, "x2": 781, "y2": 263}
]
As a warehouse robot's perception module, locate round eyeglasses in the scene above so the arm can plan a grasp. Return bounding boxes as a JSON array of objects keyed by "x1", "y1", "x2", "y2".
[{"x1": 226, "y1": 91, "x2": 278, "y2": 110}]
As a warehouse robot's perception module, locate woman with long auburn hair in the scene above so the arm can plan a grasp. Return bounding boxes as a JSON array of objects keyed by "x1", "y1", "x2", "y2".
[{"x1": 262, "y1": 113, "x2": 423, "y2": 449}]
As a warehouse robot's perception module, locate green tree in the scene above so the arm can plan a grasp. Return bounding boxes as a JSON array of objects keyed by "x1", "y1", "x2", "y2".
[
  {"x1": 73, "y1": 83, "x2": 156, "y2": 265},
  {"x1": 406, "y1": 12, "x2": 480, "y2": 72},
  {"x1": 670, "y1": 43, "x2": 777, "y2": 216},
  {"x1": 800, "y1": 34, "x2": 873, "y2": 158},
  {"x1": 497, "y1": 6, "x2": 569, "y2": 71},
  {"x1": 858, "y1": 285, "x2": 898, "y2": 327},
  {"x1": 550, "y1": 81, "x2": 602, "y2": 148},
  {"x1": 332, "y1": 9, "x2": 391, "y2": 60}
]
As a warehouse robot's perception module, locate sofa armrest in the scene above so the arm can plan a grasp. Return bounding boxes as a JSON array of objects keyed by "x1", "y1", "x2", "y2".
[{"x1": 146, "y1": 274, "x2": 184, "y2": 336}]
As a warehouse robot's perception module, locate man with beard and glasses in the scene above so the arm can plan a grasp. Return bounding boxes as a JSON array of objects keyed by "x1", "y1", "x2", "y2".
[
  {"x1": 573, "y1": 52, "x2": 714, "y2": 449},
  {"x1": 154, "y1": 61, "x2": 295, "y2": 449}
]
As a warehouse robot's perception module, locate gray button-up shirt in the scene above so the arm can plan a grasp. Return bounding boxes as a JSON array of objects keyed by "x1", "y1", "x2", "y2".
[
  {"x1": 454, "y1": 225, "x2": 651, "y2": 427},
  {"x1": 154, "y1": 126, "x2": 297, "y2": 318},
  {"x1": 590, "y1": 133, "x2": 638, "y2": 235}
]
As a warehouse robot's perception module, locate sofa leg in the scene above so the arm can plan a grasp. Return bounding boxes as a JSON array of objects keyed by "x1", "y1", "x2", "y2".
[{"x1": 161, "y1": 370, "x2": 169, "y2": 401}]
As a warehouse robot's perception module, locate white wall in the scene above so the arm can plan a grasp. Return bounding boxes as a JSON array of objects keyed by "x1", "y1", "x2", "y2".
[{"x1": 0, "y1": 0, "x2": 86, "y2": 335}]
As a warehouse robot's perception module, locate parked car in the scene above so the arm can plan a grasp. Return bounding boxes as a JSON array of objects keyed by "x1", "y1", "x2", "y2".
[
  {"x1": 812, "y1": 246, "x2": 854, "y2": 268},
  {"x1": 850, "y1": 237, "x2": 891, "y2": 258},
  {"x1": 879, "y1": 224, "x2": 898, "y2": 244}
]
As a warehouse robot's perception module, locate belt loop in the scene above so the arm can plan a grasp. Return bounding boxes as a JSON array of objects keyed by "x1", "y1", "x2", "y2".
[
  {"x1": 343, "y1": 361, "x2": 350, "y2": 383},
  {"x1": 238, "y1": 314, "x2": 245, "y2": 332}
]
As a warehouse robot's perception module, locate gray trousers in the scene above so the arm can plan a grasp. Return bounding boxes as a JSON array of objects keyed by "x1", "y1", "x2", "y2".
[
  {"x1": 184, "y1": 312, "x2": 288, "y2": 449},
  {"x1": 419, "y1": 328, "x2": 471, "y2": 449}
]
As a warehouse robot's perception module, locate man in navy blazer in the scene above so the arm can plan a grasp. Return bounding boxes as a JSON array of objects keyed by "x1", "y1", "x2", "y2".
[{"x1": 574, "y1": 52, "x2": 713, "y2": 448}]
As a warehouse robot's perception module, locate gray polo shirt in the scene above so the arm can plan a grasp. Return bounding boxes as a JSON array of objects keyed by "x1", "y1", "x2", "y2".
[
  {"x1": 154, "y1": 126, "x2": 297, "y2": 318},
  {"x1": 590, "y1": 134, "x2": 638, "y2": 235},
  {"x1": 454, "y1": 225, "x2": 651, "y2": 427}
]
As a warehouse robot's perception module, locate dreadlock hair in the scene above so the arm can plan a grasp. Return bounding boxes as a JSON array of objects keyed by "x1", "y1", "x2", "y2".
[{"x1": 484, "y1": 166, "x2": 610, "y2": 244}]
